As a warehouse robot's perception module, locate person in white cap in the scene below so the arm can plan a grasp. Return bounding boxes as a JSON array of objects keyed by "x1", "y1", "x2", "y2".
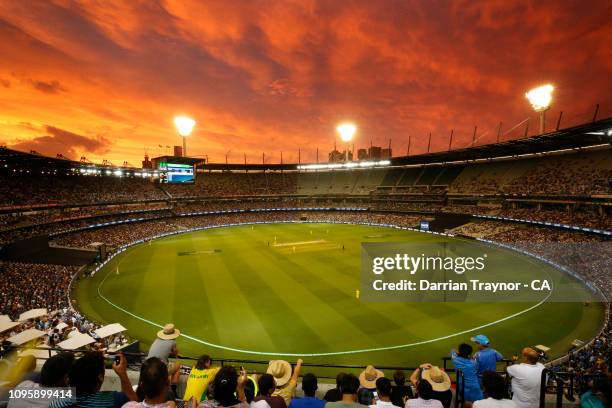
[{"x1": 267, "y1": 358, "x2": 303, "y2": 405}]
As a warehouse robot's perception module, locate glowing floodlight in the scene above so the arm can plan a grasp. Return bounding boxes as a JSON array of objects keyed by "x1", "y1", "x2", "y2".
[
  {"x1": 525, "y1": 84, "x2": 554, "y2": 134},
  {"x1": 174, "y1": 115, "x2": 196, "y2": 156},
  {"x1": 174, "y1": 116, "x2": 196, "y2": 137},
  {"x1": 525, "y1": 84, "x2": 554, "y2": 112},
  {"x1": 336, "y1": 123, "x2": 357, "y2": 142}
]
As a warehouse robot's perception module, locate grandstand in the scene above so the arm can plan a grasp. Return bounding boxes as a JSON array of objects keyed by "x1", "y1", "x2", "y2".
[{"x1": 0, "y1": 117, "x2": 610, "y2": 408}]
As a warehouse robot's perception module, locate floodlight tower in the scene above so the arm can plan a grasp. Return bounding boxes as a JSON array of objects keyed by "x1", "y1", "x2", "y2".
[
  {"x1": 174, "y1": 116, "x2": 196, "y2": 157},
  {"x1": 336, "y1": 123, "x2": 357, "y2": 162},
  {"x1": 525, "y1": 84, "x2": 554, "y2": 135}
]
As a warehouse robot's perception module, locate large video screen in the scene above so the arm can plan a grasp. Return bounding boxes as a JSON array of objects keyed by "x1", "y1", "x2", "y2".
[{"x1": 159, "y1": 162, "x2": 194, "y2": 183}]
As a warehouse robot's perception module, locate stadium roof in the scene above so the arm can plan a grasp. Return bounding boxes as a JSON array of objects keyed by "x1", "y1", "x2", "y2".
[
  {"x1": 1, "y1": 117, "x2": 611, "y2": 172},
  {"x1": 390, "y1": 117, "x2": 612, "y2": 166},
  {"x1": 203, "y1": 116, "x2": 612, "y2": 170}
]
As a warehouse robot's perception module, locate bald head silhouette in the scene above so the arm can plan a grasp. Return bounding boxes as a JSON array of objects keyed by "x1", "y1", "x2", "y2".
[{"x1": 521, "y1": 348, "x2": 539, "y2": 364}]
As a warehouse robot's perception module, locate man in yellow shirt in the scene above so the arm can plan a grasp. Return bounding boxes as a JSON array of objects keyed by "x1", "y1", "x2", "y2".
[{"x1": 183, "y1": 355, "x2": 220, "y2": 402}]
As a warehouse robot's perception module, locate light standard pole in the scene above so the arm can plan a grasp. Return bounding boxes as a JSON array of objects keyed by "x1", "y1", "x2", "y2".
[
  {"x1": 174, "y1": 116, "x2": 196, "y2": 157},
  {"x1": 336, "y1": 123, "x2": 357, "y2": 162},
  {"x1": 525, "y1": 85, "x2": 554, "y2": 135}
]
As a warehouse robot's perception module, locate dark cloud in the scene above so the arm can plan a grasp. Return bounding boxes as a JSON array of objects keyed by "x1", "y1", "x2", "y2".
[
  {"x1": 0, "y1": 0, "x2": 610, "y2": 163},
  {"x1": 9, "y1": 125, "x2": 111, "y2": 159},
  {"x1": 29, "y1": 79, "x2": 65, "y2": 94}
]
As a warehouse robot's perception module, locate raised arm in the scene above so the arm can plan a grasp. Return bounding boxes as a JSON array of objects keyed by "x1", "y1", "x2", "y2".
[
  {"x1": 291, "y1": 359, "x2": 303, "y2": 384},
  {"x1": 237, "y1": 366, "x2": 248, "y2": 402},
  {"x1": 112, "y1": 353, "x2": 138, "y2": 401}
]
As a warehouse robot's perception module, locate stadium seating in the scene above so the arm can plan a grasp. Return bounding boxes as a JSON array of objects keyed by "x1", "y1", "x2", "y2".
[{"x1": 0, "y1": 143, "x2": 610, "y2": 408}]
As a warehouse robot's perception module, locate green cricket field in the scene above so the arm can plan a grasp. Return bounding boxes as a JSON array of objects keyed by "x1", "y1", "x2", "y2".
[{"x1": 74, "y1": 222, "x2": 604, "y2": 373}]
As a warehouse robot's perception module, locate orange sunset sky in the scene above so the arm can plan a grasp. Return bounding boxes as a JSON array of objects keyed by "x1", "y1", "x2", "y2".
[{"x1": 0, "y1": 0, "x2": 611, "y2": 165}]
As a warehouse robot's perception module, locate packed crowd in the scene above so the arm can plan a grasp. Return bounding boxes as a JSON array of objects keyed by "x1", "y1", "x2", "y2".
[
  {"x1": 505, "y1": 158, "x2": 610, "y2": 197},
  {"x1": 0, "y1": 209, "x2": 609, "y2": 408},
  {"x1": 0, "y1": 174, "x2": 168, "y2": 208},
  {"x1": 50, "y1": 211, "x2": 423, "y2": 249},
  {"x1": 5, "y1": 201, "x2": 607, "y2": 247},
  {"x1": 493, "y1": 208, "x2": 611, "y2": 230},
  {"x1": 451, "y1": 221, "x2": 611, "y2": 296},
  {"x1": 0, "y1": 202, "x2": 170, "y2": 231},
  {"x1": 0, "y1": 262, "x2": 78, "y2": 318},
  {"x1": 0, "y1": 210, "x2": 174, "y2": 245},
  {"x1": 553, "y1": 318, "x2": 611, "y2": 378},
  {"x1": 3, "y1": 324, "x2": 611, "y2": 408},
  {"x1": 162, "y1": 172, "x2": 298, "y2": 198}
]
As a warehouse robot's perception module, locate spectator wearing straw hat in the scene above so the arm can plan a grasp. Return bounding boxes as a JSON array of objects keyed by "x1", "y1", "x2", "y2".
[
  {"x1": 147, "y1": 323, "x2": 180, "y2": 364},
  {"x1": 148, "y1": 323, "x2": 182, "y2": 397},
  {"x1": 410, "y1": 364, "x2": 452, "y2": 408},
  {"x1": 471, "y1": 335, "x2": 503, "y2": 379},
  {"x1": 267, "y1": 359, "x2": 303, "y2": 405},
  {"x1": 359, "y1": 366, "x2": 385, "y2": 391}
]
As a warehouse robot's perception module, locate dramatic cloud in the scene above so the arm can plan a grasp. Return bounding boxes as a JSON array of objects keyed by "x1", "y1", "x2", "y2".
[
  {"x1": 0, "y1": 0, "x2": 610, "y2": 164},
  {"x1": 29, "y1": 79, "x2": 65, "y2": 94},
  {"x1": 7, "y1": 124, "x2": 111, "y2": 160}
]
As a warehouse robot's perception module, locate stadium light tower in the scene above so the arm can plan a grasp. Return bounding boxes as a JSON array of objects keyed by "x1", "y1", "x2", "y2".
[
  {"x1": 525, "y1": 84, "x2": 554, "y2": 135},
  {"x1": 336, "y1": 123, "x2": 357, "y2": 162},
  {"x1": 174, "y1": 116, "x2": 196, "y2": 157}
]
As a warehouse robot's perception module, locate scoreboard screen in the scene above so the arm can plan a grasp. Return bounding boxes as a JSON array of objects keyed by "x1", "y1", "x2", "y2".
[{"x1": 159, "y1": 162, "x2": 194, "y2": 183}]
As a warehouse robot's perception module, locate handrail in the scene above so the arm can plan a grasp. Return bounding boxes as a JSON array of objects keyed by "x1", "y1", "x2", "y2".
[{"x1": 5, "y1": 345, "x2": 419, "y2": 380}]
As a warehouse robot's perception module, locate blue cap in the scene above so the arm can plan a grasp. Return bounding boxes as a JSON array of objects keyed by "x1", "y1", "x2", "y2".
[{"x1": 471, "y1": 334, "x2": 490, "y2": 346}]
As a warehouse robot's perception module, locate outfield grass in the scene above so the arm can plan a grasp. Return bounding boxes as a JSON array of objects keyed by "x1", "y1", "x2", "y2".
[{"x1": 74, "y1": 223, "x2": 604, "y2": 373}]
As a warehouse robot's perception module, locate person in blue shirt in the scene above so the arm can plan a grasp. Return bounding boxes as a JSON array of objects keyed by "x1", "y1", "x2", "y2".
[
  {"x1": 451, "y1": 343, "x2": 484, "y2": 404},
  {"x1": 471, "y1": 334, "x2": 504, "y2": 379},
  {"x1": 288, "y1": 373, "x2": 325, "y2": 408}
]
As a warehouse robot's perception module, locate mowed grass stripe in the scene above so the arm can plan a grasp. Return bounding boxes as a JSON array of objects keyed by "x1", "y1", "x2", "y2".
[
  {"x1": 110, "y1": 243, "x2": 157, "y2": 313},
  {"x1": 80, "y1": 223, "x2": 605, "y2": 366},
  {"x1": 188, "y1": 232, "x2": 278, "y2": 351},
  {"x1": 244, "y1": 226, "x2": 385, "y2": 349},
  {"x1": 131, "y1": 242, "x2": 177, "y2": 324},
  {"x1": 213, "y1": 228, "x2": 330, "y2": 352},
  {"x1": 262, "y1": 241, "x2": 409, "y2": 346},
  {"x1": 265, "y1": 225, "x2": 472, "y2": 347},
  {"x1": 171, "y1": 234, "x2": 222, "y2": 345},
  {"x1": 289, "y1": 233, "x2": 465, "y2": 340}
]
